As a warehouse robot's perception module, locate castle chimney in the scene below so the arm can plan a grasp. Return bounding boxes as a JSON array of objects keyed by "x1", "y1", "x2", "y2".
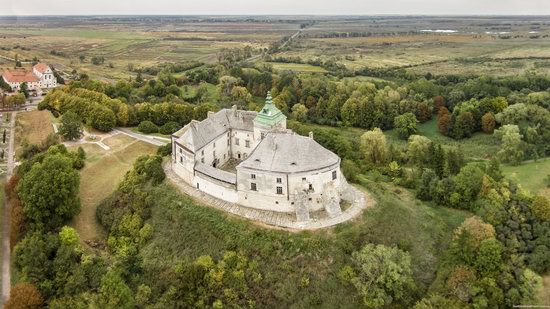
[
  {"x1": 232, "y1": 105, "x2": 237, "y2": 115},
  {"x1": 207, "y1": 111, "x2": 214, "y2": 118},
  {"x1": 309, "y1": 131, "x2": 314, "y2": 139}
]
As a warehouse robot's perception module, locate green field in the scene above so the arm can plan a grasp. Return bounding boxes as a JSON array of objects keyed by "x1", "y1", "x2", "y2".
[
  {"x1": 502, "y1": 158, "x2": 550, "y2": 198},
  {"x1": 267, "y1": 62, "x2": 328, "y2": 73}
]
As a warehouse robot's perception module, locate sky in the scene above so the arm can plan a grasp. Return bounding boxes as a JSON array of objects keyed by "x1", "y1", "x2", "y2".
[{"x1": 2, "y1": 0, "x2": 550, "y2": 16}]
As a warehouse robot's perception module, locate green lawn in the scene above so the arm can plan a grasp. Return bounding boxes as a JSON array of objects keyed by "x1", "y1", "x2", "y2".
[
  {"x1": 385, "y1": 119, "x2": 501, "y2": 160},
  {"x1": 502, "y1": 158, "x2": 550, "y2": 198}
]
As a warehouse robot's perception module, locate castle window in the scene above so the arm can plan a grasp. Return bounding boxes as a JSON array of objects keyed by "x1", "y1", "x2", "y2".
[
  {"x1": 276, "y1": 177, "x2": 282, "y2": 183},
  {"x1": 251, "y1": 174, "x2": 256, "y2": 179},
  {"x1": 245, "y1": 140, "x2": 250, "y2": 148},
  {"x1": 179, "y1": 148, "x2": 182, "y2": 154},
  {"x1": 227, "y1": 139, "x2": 230, "y2": 146},
  {"x1": 180, "y1": 157, "x2": 183, "y2": 164},
  {"x1": 332, "y1": 170, "x2": 337, "y2": 180},
  {"x1": 251, "y1": 183, "x2": 257, "y2": 191},
  {"x1": 302, "y1": 177, "x2": 306, "y2": 181},
  {"x1": 213, "y1": 150, "x2": 216, "y2": 157},
  {"x1": 235, "y1": 138, "x2": 240, "y2": 146},
  {"x1": 201, "y1": 158, "x2": 204, "y2": 163},
  {"x1": 201, "y1": 150, "x2": 204, "y2": 156},
  {"x1": 309, "y1": 184, "x2": 313, "y2": 191},
  {"x1": 213, "y1": 142, "x2": 216, "y2": 148},
  {"x1": 276, "y1": 187, "x2": 283, "y2": 195}
]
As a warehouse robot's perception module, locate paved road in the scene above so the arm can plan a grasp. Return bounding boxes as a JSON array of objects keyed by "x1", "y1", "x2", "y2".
[
  {"x1": 114, "y1": 127, "x2": 170, "y2": 146},
  {"x1": 1, "y1": 112, "x2": 16, "y2": 305}
]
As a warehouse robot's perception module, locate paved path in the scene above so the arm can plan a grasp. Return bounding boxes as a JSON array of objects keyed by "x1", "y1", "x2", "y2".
[
  {"x1": 1, "y1": 112, "x2": 16, "y2": 305},
  {"x1": 164, "y1": 162, "x2": 372, "y2": 230},
  {"x1": 114, "y1": 128, "x2": 170, "y2": 146}
]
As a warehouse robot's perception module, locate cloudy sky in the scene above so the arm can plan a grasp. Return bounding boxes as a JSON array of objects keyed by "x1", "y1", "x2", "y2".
[{"x1": 2, "y1": 0, "x2": 550, "y2": 15}]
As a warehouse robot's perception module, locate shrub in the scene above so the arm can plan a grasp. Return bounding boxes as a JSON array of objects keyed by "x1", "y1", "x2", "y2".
[
  {"x1": 157, "y1": 143, "x2": 172, "y2": 157},
  {"x1": 159, "y1": 121, "x2": 180, "y2": 135},
  {"x1": 5, "y1": 282, "x2": 44, "y2": 309},
  {"x1": 137, "y1": 121, "x2": 159, "y2": 134}
]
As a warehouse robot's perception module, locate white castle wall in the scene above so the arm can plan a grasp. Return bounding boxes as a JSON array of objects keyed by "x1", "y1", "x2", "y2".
[
  {"x1": 236, "y1": 162, "x2": 341, "y2": 213},
  {"x1": 194, "y1": 173, "x2": 238, "y2": 203}
]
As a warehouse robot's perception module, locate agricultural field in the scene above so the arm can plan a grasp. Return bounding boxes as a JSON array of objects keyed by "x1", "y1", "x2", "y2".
[
  {"x1": 0, "y1": 16, "x2": 300, "y2": 80},
  {"x1": 67, "y1": 133, "x2": 158, "y2": 244},
  {"x1": 271, "y1": 16, "x2": 550, "y2": 76}
]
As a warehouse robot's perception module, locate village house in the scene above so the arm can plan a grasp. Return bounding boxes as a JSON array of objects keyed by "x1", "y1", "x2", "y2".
[{"x1": 1, "y1": 63, "x2": 57, "y2": 91}]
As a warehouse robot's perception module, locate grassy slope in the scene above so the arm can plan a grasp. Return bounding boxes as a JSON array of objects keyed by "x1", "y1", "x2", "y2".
[
  {"x1": 502, "y1": 158, "x2": 550, "y2": 198},
  {"x1": 140, "y1": 173, "x2": 469, "y2": 307},
  {"x1": 14, "y1": 110, "x2": 54, "y2": 157},
  {"x1": 68, "y1": 134, "x2": 157, "y2": 243}
]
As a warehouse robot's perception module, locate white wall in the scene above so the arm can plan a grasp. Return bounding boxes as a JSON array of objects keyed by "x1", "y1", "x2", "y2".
[
  {"x1": 172, "y1": 142, "x2": 195, "y2": 183},
  {"x1": 231, "y1": 129, "x2": 258, "y2": 160},
  {"x1": 195, "y1": 131, "x2": 231, "y2": 168},
  {"x1": 194, "y1": 173, "x2": 238, "y2": 203},
  {"x1": 236, "y1": 162, "x2": 341, "y2": 213}
]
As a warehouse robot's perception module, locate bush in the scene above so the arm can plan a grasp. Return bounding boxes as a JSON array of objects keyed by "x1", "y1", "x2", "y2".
[
  {"x1": 137, "y1": 121, "x2": 159, "y2": 134},
  {"x1": 159, "y1": 121, "x2": 180, "y2": 135},
  {"x1": 157, "y1": 143, "x2": 172, "y2": 157}
]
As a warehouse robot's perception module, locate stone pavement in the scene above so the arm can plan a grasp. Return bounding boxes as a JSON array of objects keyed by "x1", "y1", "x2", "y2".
[{"x1": 164, "y1": 162, "x2": 373, "y2": 230}]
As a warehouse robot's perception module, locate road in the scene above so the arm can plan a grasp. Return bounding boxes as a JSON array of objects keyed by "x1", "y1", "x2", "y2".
[
  {"x1": 114, "y1": 127, "x2": 170, "y2": 147},
  {"x1": 243, "y1": 28, "x2": 303, "y2": 63},
  {"x1": 1, "y1": 112, "x2": 16, "y2": 306}
]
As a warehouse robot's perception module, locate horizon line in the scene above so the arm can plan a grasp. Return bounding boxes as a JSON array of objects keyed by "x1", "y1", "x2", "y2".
[{"x1": 2, "y1": 13, "x2": 550, "y2": 17}]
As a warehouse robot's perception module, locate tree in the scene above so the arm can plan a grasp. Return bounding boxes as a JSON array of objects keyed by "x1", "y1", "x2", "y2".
[
  {"x1": 407, "y1": 135, "x2": 432, "y2": 167},
  {"x1": 394, "y1": 113, "x2": 417, "y2": 140},
  {"x1": 18, "y1": 153, "x2": 80, "y2": 229},
  {"x1": 98, "y1": 270, "x2": 135, "y2": 309},
  {"x1": 344, "y1": 244, "x2": 415, "y2": 308},
  {"x1": 291, "y1": 103, "x2": 308, "y2": 122},
  {"x1": 437, "y1": 107, "x2": 451, "y2": 135},
  {"x1": 495, "y1": 124, "x2": 524, "y2": 165},
  {"x1": 88, "y1": 105, "x2": 116, "y2": 132},
  {"x1": 453, "y1": 111, "x2": 475, "y2": 139},
  {"x1": 360, "y1": 128, "x2": 389, "y2": 165},
  {"x1": 59, "y1": 111, "x2": 83, "y2": 141},
  {"x1": 433, "y1": 95, "x2": 445, "y2": 113},
  {"x1": 5, "y1": 282, "x2": 44, "y2": 309},
  {"x1": 481, "y1": 112, "x2": 496, "y2": 134},
  {"x1": 531, "y1": 196, "x2": 550, "y2": 221},
  {"x1": 137, "y1": 121, "x2": 159, "y2": 134},
  {"x1": 19, "y1": 82, "x2": 29, "y2": 98}
]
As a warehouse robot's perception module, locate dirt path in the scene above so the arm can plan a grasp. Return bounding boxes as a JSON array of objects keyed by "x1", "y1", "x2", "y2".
[{"x1": 1, "y1": 112, "x2": 16, "y2": 306}]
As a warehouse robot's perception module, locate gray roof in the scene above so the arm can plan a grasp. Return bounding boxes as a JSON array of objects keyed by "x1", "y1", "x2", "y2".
[
  {"x1": 174, "y1": 108, "x2": 257, "y2": 153},
  {"x1": 195, "y1": 162, "x2": 237, "y2": 184},
  {"x1": 237, "y1": 132, "x2": 340, "y2": 173}
]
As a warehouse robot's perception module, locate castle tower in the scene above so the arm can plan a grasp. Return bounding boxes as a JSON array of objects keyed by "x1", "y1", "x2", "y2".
[{"x1": 253, "y1": 91, "x2": 287, "y2": 140}]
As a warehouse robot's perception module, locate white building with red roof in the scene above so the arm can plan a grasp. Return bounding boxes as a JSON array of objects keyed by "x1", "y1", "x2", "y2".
[{"x1": 2, "y1": 63, "x2": 57, "y2": 91}]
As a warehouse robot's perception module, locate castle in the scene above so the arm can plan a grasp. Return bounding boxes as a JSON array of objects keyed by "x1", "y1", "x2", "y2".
[
  {"x1": 2, "y1": 63, "x2": 57, "y2": 91},
  {"x1": 170, "y1": 92, "x2": 345, "y2": 220}
]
